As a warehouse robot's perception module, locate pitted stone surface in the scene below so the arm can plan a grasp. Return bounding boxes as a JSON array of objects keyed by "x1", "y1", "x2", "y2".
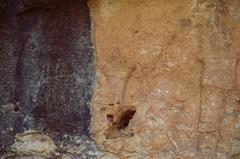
[
  {"x1": 89, "y1": 0, "x2": 240, "y2": 158},
  {"x1": 1, "y1": 0, "x2": 240, "y2": 158},
  {"x1": 0, "y1": 0, "x2": 100, "y2": 158}
]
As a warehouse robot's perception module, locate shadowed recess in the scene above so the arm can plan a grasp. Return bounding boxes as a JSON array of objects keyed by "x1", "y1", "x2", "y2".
[{"x1": 0, "y1": 0, "x2": 94, "y2": 154}]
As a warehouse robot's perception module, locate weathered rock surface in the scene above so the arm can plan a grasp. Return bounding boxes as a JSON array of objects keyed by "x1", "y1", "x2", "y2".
[
  {"x1": 1, "y1": 0, "x2": 240, "y2": 158},
  {"x1": 89, "y1": 0, "x2": 240, "y2": 158},
  {"x1": 0, "y1": 0, "x2": 103, "y2": 158}
]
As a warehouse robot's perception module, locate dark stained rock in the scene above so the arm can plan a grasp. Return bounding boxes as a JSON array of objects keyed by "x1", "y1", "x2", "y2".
[
  {"x1": 0, "y1": 0, "x2": 95, "y2": 156},
  {"x1": 0, "y1": 0, "x2": 50, "y2": 15}
]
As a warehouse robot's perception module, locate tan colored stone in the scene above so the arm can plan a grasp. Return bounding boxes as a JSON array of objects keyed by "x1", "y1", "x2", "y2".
[
  {"x1": 11, "y1": 132, "x2": 56, "y2": 157},
  {"x1": 89, "y1": 0, "x2": 240, "y2": 158}
]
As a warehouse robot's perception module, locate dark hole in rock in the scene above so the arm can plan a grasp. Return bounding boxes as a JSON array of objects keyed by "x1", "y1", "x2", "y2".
[
  {"x1": 13, "y1": 106, "x2": 19, "y2": 112},
  {"x1": 106, "y1": 114, "x2": 113, "y2": 122},
  {"x1": 134, "y1": 30, "x2": 139, "y2": 34},
  {"x1": 109, "y1": 103, "x2": 114, "y2": 106},
  {"x1": 114, "y1": 109, "x2": 136, "y2": 130},
  {"x1": 104, "y1": 107, "x2": 136, "y2": 139}
]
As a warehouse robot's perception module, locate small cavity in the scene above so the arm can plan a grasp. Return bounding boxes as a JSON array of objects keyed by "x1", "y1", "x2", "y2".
[
  {"x1": 106, "y1": 114, "x2": 113, "y2": 122},
  {"x1": 134, "y1": 30, "x2": 139, "y2": 34},
  {"x1": 104, "y1": 107, "x2": 136, "y2": 139},
  {"x1": 114, "y1": 109, "x2": 136, "y2": 130},
  {"x1": 13, "y1": 106, "x2": 19, "y2": 112}
]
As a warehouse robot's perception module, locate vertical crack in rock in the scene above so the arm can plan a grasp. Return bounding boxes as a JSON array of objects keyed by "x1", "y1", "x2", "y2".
[{"x1": 0, "y1": 0, "x2": 105, "y2": 158}]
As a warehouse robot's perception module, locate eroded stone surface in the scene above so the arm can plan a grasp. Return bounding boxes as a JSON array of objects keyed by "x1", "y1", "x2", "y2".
[
  {"x1": 1, "y1": 0, "x2": 240, "y2": 158},
  {"x1": 11, "y1": 132, "x2": 57, "y2": 156},
  {"x1": 89, "y1": 0, "x2": 240, "y2": 158},
  {"x1": 0, "y1": 0, "x2": 101, "y2": 158}
]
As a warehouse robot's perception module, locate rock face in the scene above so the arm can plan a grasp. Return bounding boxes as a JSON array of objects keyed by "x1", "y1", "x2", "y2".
[
  {"x1": 89, "y1": 0, "x2": 240, "y2": 158},
  {"x1": 0, "y1": 0, "x2": 102, "y2": 158},
  {"x1": 1, "y1": 0, "x2": 240, "y2": 158}
]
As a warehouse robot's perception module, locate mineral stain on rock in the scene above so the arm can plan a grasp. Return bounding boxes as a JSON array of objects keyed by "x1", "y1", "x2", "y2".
[
  {"x1": 89, "y1": 0, "x2": 240, "y2": 158},
  {"x1": 2, "y1": 0, "x2": 240, "y2": 159},
  {"x1": 0, "y1": 0, "x2": 96, "y2": 157}
]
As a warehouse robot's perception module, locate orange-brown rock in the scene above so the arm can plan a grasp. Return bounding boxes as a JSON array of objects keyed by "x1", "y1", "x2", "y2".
[{"x1": 89, "y1": 0, "x2": 240, "y2": 158}]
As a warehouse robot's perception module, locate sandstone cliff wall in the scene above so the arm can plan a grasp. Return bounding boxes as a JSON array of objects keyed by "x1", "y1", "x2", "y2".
[
  {"x1": 89, "y1": 0, "x2": 240, "y2": 158},
  {"x1": 1, "y1": 0, "x2": 240, "y2": 158}
]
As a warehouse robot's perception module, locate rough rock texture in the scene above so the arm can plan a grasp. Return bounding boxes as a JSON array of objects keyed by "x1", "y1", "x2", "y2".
[
  {"x1": 0, "y1": 0, "x2": 104, "y2": 158},
  {"x1": 89, "y1": 0, "x2": 240, "y2": 158},
  {"x1": 1, "y1": 0, "x2": 240, "y2": 158}
]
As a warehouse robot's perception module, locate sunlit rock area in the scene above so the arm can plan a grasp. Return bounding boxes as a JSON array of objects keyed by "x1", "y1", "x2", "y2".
[{"x1": 1, "y1": 0, "x2": 240, "y2": 159}]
